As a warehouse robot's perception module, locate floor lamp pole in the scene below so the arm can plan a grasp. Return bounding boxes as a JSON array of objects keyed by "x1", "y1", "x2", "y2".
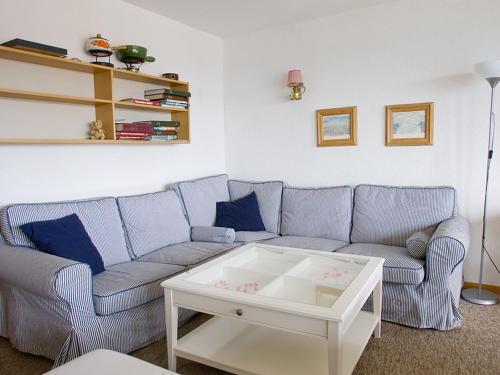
[{"x1": 462, "y1": 77, "x2": 499, "y2": 305}]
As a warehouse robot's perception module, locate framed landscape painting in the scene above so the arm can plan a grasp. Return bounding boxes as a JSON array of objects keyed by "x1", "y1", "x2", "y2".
[
  {"x1": 385, "y1": 102, "x2": 434, "y2": 146},
  {"x1": 317, "y1": 106, "x2": 357, "y2": 147}
]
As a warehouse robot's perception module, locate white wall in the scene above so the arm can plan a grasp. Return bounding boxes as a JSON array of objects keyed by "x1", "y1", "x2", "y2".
[
  {"x1": 0, "y1": 0, "x2": 225, "y2": 204},
  {"x1": 224, "y1": 0, "x2": 500, "y2": 285}
]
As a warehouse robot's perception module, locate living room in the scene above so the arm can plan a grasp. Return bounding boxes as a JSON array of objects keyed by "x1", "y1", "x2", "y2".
[{"x1": 0, "y1": 0, "x2": 499, "y2": 374}]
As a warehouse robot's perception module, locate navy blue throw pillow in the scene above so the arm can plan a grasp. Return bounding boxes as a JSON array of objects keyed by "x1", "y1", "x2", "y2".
[
  {"x1": 215, "y1": 192, "x2": 266, "y2": 232},
  {"x1": 20, "y1": 214, "x2": 105, "y2": 275}
]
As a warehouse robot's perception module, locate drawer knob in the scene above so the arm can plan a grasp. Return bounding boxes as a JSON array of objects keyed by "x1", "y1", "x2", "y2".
[{"x1": 236, "y1": 309, "x2": 243, "y2": 316}]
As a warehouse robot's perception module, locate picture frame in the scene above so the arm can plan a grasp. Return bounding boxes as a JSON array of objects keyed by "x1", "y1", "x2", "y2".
[
  {"x1": 316, "y1": 106, "x2": 357, "y2": 147},
  {"x1": 385, "y1": 102, "x2": 434, "y2": 146}
]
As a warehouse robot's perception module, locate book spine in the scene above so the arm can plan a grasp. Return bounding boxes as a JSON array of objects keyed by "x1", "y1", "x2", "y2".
[
  {"x1": 123, "y1": 99, "x2": 160, "y2": 106},
  {"x1": 116, "y1": 135, "x2": 148, "y2": 140},
  {"x1": 144, "y1": 94, "x2": 189, "y2": 102},
  {"x1": 115, "y1": 124, "x2": 154, "y2": 133},
  {"x1": 152, "y1": 131, "x2": 178, "y2": 136},
  {"x1": 150, "y1": 135, "x2": 178, "y2": 141},
  {"x1": 154, "y1": 101, "x2": 189, "y2": 108},
  {"x1": 134, "y1": 121, "x2": 180, "y2": 127},
  {"x1": 153, "y1": 127, "x2": 178, "y2": 131},
  {"x1": 116, "y1": 131, "x2": 151, "y2": 137},
  {"x1": 144, "y1": 89, "x2": 191, "y2": 98}
]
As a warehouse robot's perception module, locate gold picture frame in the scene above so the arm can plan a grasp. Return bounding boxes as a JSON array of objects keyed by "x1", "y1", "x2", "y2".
[
  {"x1": 386, "y1": 102, "x2": 434, "y2": 146},
  {"x1": 317, "y1": 106, "x2": 357, "y2": 147}
]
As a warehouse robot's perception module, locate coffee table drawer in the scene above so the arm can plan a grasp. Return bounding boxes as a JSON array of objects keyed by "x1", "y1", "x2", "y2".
[{"x1": 173, "y1": 291, "x2": 327, "y2": 337}]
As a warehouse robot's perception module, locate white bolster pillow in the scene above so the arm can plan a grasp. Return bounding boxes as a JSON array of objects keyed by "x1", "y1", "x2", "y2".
[{"x1": 191, "y1": 226, "x2": 235, "y2": 244}]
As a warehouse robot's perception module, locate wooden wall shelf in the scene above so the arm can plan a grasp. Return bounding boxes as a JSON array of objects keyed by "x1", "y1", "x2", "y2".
[{"x1": 0, "y1": 46, "x2": 190, "y2": 144}]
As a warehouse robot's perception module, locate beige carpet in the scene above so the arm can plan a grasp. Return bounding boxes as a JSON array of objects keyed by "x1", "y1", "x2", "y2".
[{"x1": 1, "y1": 300, "x2": 499, "y2": 375}]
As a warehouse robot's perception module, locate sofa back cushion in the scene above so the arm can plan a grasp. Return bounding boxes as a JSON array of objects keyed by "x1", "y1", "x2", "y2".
[
  {"x1": 117, "y1": 191, "x2": 190, "y2": 258},
  {"x1": 172, "y1": 174, "x2": 229, "y2": 226},
  {"x1": 0, "y1": 197, "x2": 130, "y2": 267},
  {"x1": 228, "y1": 179, "x2": 284, "y2": 234},
  {"x1": 351, "y1": 185, "x2": 457, "y2": 247},
  {"x1": 281, "y1": 186, "x2": 353, "y2": 241}
]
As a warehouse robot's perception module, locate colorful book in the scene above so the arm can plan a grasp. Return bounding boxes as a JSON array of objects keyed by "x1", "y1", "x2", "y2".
[
  {"x1": 116, "y1": 131, "x2": 151, "y2": 137},
  {"x1": 154, "y1": 126, "x2": 178, "y2": 131},
  {"x1": 153, "y1": 100, "x2": 189, "y2": 108},
  {"x1": 121, "y1": 98, "x2": 160, "y2": 106},
  {"x1": 116, "y1": 135, "x2": 148, "y2": 140},
  {"x1": 153, "y1": 131, "x2": 178, "y2": 136},
  {"x1": 144, "y1": 94, "x2": 189, "y2": 101},
  {"x1": 134, "y1": 120, "x2": 180, "y2": 127},
  {"x1": 150, "y1": 135, "x2": 178, "y2": 141},
  {"x1": 144, "y1": 88, "x2": 191, "y2": 98},
  {"x1": 115, "y1": 123, "x2": 154, "y2": 133}
]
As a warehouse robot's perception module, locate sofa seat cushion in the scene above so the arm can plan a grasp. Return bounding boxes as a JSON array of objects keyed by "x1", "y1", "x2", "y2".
[
  {"x1": 0, "y1": 197, "x2": 130, "y2": 267},
  {"x1": 228, "y1": 180, "x2": 284, "y2": 234},
  {"x1": 351, "y1": 185, "x2": 456, "y2": 247},
  {"x1": 92, "y1": 261, "x2": 185, "y2": 316},
  {"x1": 261, "y1": 235, "x2": 348, "y2": 252},
  {"x1": 137, "y1": 241, "x2": 238, "y2": 267},
  {"x1": 281, "y1": 186, "x2": 353, "y2": 241},
  {"x1": 337, "y1": 243, "x2": 425, "y2": 285},
  {"x1": 172, "y1": 174, "x2": 229, "y2": 226},
  {"x1": 117, "y1": 191, "x2": 190, "y2": 258},
  {"x1": 235, "y1": 231, "x2": 278, "y2": 243}
]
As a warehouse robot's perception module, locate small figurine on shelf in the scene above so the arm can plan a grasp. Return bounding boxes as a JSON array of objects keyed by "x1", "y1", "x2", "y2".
[{"x1": 90, "y1": 120, "x2": 106, "y2": 140}]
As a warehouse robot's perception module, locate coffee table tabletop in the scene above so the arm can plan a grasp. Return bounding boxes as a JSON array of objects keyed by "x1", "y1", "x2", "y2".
[{"x1": 162, "y1": 243, "x2": 384, "y2": 375}]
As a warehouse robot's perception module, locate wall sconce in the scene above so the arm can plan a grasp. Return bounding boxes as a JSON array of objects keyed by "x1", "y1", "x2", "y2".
[{"x1": 288, "y1": 69, "x2": 306, "y2": 100}]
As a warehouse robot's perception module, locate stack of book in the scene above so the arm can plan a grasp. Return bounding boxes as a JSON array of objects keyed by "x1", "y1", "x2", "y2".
[
  {"x1": 115, "y1": 120, "x2": 180, "y2": 141},
  {"x1": 144, "y1": 88, "x2": 190, "y2": 109}
]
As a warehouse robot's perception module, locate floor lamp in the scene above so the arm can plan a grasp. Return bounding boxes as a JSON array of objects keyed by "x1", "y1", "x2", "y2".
[{"x1": 461, "y1": 60, "x2": 500, "y2": 305}]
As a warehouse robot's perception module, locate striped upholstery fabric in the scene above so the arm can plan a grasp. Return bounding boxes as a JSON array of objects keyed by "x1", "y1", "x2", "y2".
[
  {"x1": 338, "y1": 243, "x2": 425, "y2": 284},
  {"x1": 281, "y1": 186, "x2": 353, "y2": 241},
  {"x1": 137, "y1": 241, "x2": 238, "y2": 267},
  {"x1": 261, "y1": 235, "x2": 349, "y2": 252},
  {"x1": 0, "y1": 197, "x2": 130, "y2": 267},
  {"x1": 228, "y1": 179, "x2": 285, "y2": 234},
  {"x1": 92, "y1": 261, "x2": 185, "y2": 316},
  {"x1": 117, "y1": 191, "x2": 191, "y2": 258},
  {"x1": 234, "y1": 231, "x2": 278, "y2": 243},
  {"x1": 351, "y1": 185, "x2": 456, "y2": 247},
  {"x1": 171, "y1": 174, "x2": 229, "y2": 226},
  {"x1": 406, "y1": 231, "x2": 430, "y2": 259}
]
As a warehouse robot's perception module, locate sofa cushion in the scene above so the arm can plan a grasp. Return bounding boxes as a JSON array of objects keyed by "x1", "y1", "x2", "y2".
[
  {"x1": 281, "y1": 186, "x2": 352, "y2": 241},
  {"x1": 0, "y1": 197, "x2": 130, "y2": 267},
  {"x1": 337, "y1": 243, "x2": 425, "y2": 285},
  {"x1": 137, "y1": 241, "x2": 238, "y2": 267},
  {"x1": 351, "y1": 185, "x2": 456, "y2": 247},
  {"x1": 261, "y1": 235, "x2": 348, "y2": 252},
  {"x1": 228, "y1": 179, "x2": 284, "y2": 234},
  {"x1": 215, "y1": 192, "x2": 266, "y2": 232},
  {"x1": 92, "y1": 261, "x2": 185, "y2": 316},
  {"x1": 191, "y1": 226, "x2": 235, "y2": 244},
  {"x1": 20, "y1": 214, "x2": 105, "y2": 275},
  {"x1": 117, "y1": 191, "x2": 190, "y2": 258},
  {"x1": 234, "y1": 231, "x2": 278, "y2": 243},
  {"x1": 172, "y1": 174, "x2": 229, "y2": 226}
]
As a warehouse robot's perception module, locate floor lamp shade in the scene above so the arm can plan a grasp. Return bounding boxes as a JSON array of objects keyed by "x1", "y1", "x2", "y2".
[{"x1": 474, "y1": 60, "x2": 500, "y2": 79}]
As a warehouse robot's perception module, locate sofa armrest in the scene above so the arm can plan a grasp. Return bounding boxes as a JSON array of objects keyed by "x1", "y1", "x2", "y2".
[
  {"x1": 426, "y1": 215, "x2": 470, "y2": 280},
  {"x1": 0, "y1": 243, "x2": 92, "y2": 301}
]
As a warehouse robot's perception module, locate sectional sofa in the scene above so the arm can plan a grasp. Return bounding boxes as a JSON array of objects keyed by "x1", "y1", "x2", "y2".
[{"x1": 0, "y1": 174, "x2": 470, "y2": 366}]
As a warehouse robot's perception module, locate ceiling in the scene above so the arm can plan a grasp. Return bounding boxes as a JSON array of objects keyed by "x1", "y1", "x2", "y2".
[{"x1": 124, "y1": 0, "x2": 399, "y2": 38}]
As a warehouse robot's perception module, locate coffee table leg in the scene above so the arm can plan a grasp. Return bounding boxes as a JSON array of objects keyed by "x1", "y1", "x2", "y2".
[
  {"x1": 327, "y1": 321, "x2": 342, "y2": 375},
  {"x1": 373, "y1": 278, "x2": 382, "y2": 338},
  {"x1": 164, "y1": 289, "x2": 178, "y2": 371}
]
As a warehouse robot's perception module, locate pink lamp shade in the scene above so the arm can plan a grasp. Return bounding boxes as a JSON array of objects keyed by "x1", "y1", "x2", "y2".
[{"x1": 288, "y1": 69, "x2": 303, "y2": 86}]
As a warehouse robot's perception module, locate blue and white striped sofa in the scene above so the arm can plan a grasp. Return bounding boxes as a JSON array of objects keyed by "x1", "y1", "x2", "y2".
[{"x1": 0, "y1": 174, "x2": 470, "y2": 366}]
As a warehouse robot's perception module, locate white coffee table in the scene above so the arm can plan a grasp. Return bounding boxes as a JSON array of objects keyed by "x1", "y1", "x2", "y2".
[{"x1": 162, "y1": 243, "x2": 384, "y2": 375}]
